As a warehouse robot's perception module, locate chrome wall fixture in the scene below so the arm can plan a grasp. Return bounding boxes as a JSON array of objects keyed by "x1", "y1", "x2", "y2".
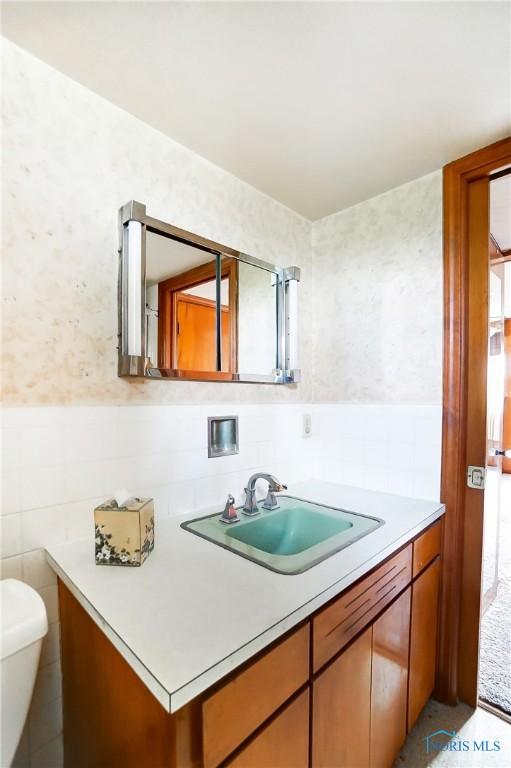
[
  {"x1": 207, "y1": 416, "x2": 239, "y2": 458},
  {"x1": 117, "y1": 200, "x2": 301, "y2": 384}
]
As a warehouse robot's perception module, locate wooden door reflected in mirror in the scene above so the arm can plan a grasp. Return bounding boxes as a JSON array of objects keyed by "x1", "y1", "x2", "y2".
[
  {"x1": 145, "y1": 230, "x2": 239, "y2": 373},
  {"x1": 169, "y1": 259, "x2": 238, "y2": 372}
]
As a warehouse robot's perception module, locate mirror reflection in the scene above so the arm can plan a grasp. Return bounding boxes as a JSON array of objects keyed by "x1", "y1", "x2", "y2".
[
  {"x1": 146, "y1": 231, "x2": 220, "y2": 372},
  {"x1": 145, "y1": 232, "x2": 278, "y2": 375},
  {"x1": 237, "y1": 260, "x2": 277, "y2": 374}
]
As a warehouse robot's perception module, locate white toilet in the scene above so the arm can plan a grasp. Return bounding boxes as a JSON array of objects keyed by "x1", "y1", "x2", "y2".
[{"x1": 1, "y1": 579, "x2": 48, "y2": 767}]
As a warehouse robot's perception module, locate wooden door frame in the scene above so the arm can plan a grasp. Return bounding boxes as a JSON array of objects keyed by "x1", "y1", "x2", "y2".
[
  {"x1": 504, "y1": 318, "x2": 511, "y2": 475},
  {"x1": 157, "y1": 258, "x2": 238, "y2": 371},
  {"x1": 438, "y1": 136, "x2": 511, "y2": 706}
]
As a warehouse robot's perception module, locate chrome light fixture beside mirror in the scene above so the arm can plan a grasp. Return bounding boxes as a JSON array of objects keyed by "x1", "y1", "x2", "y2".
[{"x1": 118, "y1": 201, "x2": 300, "y2": 384}]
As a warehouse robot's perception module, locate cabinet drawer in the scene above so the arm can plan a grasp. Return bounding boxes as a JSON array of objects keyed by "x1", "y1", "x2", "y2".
[
  {"x1": 313, "y1": 545, "x2": 412, "y2": 672},
  {"x1": 412, "y1": 521, "x2": 442, "y2": 577},
  {"x1": 202, "y1": 624, "x2": 309, "y2": 768}
]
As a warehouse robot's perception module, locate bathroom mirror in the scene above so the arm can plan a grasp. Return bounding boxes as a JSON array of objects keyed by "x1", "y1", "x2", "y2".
[{"x1": 118, "y1": 201, "x2": 300, "y2": 383}]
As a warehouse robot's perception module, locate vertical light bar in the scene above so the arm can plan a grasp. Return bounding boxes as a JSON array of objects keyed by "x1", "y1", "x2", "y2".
[
  {"x1": 271, "y1": 272, "x2": 279, "y2": 371},
  {"x1": 215, "y1": 254, "x2": 222, "y2": 371},
  {"x1": 285, "y1": 278, "x2": 299, "y2": 371},
  {"x1": 126, "y1": 220, "x2": 143, "y2": 356}
]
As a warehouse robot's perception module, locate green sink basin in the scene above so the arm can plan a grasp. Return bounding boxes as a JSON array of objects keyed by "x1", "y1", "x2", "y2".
[
  {"x1": 226, "y1": 506, "x2": 352, "y2": 556},
  {"x1": 181, "y1": 495, "x2": 384, "y2": 574}
]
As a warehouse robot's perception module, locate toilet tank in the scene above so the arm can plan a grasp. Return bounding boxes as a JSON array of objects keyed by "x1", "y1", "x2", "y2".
[{"x1": 1, "y1": 579, "x2": 49, "y2": 767}]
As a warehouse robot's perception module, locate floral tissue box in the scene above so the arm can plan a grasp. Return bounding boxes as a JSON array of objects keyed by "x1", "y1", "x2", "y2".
[{"x1": 94, "y1": 497, "x2": 154, "y2": 566}]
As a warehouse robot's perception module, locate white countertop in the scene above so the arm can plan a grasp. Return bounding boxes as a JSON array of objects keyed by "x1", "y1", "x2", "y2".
[{"x1": 46, "y1": 480, "x2": 444, "y2": 713}]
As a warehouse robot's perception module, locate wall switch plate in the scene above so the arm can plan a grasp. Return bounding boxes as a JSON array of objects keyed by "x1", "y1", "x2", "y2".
[{"x1": 303, "y1": 414, "x2": 312, "y2": 439}]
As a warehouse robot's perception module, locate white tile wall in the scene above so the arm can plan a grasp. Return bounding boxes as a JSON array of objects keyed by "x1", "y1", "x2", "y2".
[
  {"x1": 1, "y1": 401, "x2": 441, "y2": 766},
  {"x1": 1, "y1": 402, "x2": 312, "y2": 767},
  {"x1": 310, "y1": 404, "x2": 442, "y2": 501}
]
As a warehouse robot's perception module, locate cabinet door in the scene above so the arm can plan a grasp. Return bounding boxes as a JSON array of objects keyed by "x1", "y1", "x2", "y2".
[
  {"x1": 312, "y1": 627, "x2": 372, "y2": 768},
  {"x1": 203, "y1": 625, "x2": 309, "y2": 768},
  {"x1": 370, "y1": 587, "x2": 411, "y2": 768},
  {"x1": 408, "y1": 557, "x2": 440, "y2": 730},
  {"x1": 225, "y1": 690, "x2": 309, "y2": 768}
]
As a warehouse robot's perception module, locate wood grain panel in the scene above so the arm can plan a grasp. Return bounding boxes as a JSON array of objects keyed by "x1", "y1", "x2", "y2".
[
  {"x1": 504, "y1": 396, "x2": 511, "y2": 475},
  {"x1": 225, "y1": 690, "x2": 309, "y2": 768},
  {"x1": 202, "y1": 624, "x2": 309, "y2": 768},
  {"x1": 503, "y1": 318, "x2": 511, "y2": 474},
  {"x1": 58, "y1": 581, "x2": 202, "y2": 768},
  {"x1": 457, "y1": 177, "x2": 489, "y2": 706},
  {"x1": 175, "y1": 295, "x2": 231, "y2": 372},
  {"x1": 312, "y1": 627, "x2": 372, "y2": 768},
  {"x1": 176, "y1": 295, "x2": 218, "y2": 371},
  {"x1": 408, "y1": 558, "x2": 441, "y2": 730},
  {"x1": 440, "y1": 136, "x2": 511, "y2": 705},
  {"x1": 370, "y1": 588, "x2": 411, "y2": 768},
  {"x1": 158, "y1": 256, "x2": 238, "y2": 372},
  {"x1": 412, "y1": 520, "x2": 442, "y2": 577},
  {"x1": 313, "y1": 545, "x2": 412, "y2": 671}
]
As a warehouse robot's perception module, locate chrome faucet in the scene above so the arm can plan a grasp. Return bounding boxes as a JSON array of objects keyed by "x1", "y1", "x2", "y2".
[{"x1": 243, "y1": 473, "x2": 287, "y2": 515}]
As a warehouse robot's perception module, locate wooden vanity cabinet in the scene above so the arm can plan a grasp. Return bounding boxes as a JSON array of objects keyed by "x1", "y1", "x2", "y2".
[
  {"x1": 312, "y1": 545, "x2": 412, "y2": 672},
  {"x1": 202, "y1": 624, "x2": 309, "y2": 768},
  {"x1": 312, "y1": 627, "x2": 372, "y2": 768},
  {"x1": 408, "y1": 519, "x2": 442, "y2": 731},
  {"x1": 59, "y1": 581, "x2": 309, "y2": 768},
  {"x1": 408, "y1": 556, "x2": 441, "y2": 730},
  {"x1": 412, "y1": 519, "x2": 442, "y2": 577},
  {"x1": 370, "y1": 587, "x2": 410, "y2": 768},
  {"x1": 59, "y1": 581, "x2": 196, "y2": 768},
  {"x1": 58, "y1": 520, "x2": 443, "y2": 768},
  {"x1": 312, "y1": 589, "x2": 411, "y2": 768},
  {"x1": 311, "y1": 526, "x2": 442, "y2": 768},
  {"x1": 225, "y1": 690, "x2": 309, "y2": 768}
]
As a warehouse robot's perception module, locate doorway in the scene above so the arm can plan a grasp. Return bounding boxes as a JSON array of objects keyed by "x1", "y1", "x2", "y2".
[
  {"x1": 478, "y1": 177, "x2": 511, "y2": 718},
  {"x1": 439, "y1": 137, "x2": 511, "y2": 713},
  {"x1": 156, "y1": 257, "x2": 238, "y2": 372}
]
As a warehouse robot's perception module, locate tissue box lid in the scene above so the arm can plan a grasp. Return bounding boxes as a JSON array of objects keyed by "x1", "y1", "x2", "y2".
[{"x1": 95, "y1": 497, "x2": 152, "y2": 513}]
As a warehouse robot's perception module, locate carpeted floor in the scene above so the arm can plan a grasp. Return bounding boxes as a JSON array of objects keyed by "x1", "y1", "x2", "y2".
[{"x1": 479, "y1": 473, "x2": 511, "y2": 716}]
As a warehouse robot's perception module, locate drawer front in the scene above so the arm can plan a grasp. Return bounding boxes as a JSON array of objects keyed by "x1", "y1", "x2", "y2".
[
  {"x1": 412, "y1": 520, "x2": 442, "y2": 577},
  {"x1": 202, "y1": 624, "x2": 310, "y2": 768},
  {"x1": 313, "y1": 545, "x2": 412, "y2": 672}
]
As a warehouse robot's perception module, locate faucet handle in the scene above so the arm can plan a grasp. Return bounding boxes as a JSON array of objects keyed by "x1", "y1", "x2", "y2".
[
  {"x1": 243, "y1": 487, "x2": 260, "y2": 516},
  {"x1": 262, "y1": 481, "x2": 287, "y2": 511},
  {"x1": 220, "y1": 494, "x2": 239, "y2": 524}
]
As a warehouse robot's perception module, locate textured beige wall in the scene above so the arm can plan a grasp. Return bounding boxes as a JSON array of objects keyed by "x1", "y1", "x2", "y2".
[
  {"x1": 312, "y1": 171, "x2": 443, "y2": 403},
  {"x1": 1, "y1": 39, "x2": 444, "y2": 768},
  {"x1": 2, "y1": 41, "x2": 312, "y2": 405},
  {"x1": 2, "y1": 41, "x2": 443, "y2": 409}
]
